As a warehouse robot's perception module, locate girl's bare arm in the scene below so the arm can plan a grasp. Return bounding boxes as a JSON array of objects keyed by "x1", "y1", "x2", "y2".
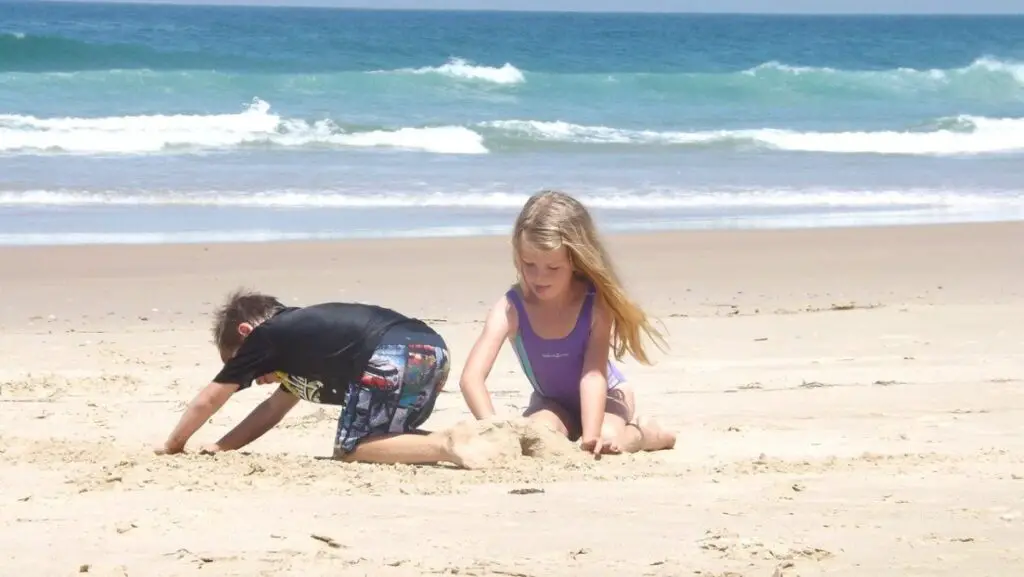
[{"x1": 458, "y1": 295, "x2": 513, "y2": 419}]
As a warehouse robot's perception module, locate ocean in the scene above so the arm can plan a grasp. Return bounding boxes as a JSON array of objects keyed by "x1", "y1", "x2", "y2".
[{"x1": 2, "y1": 2, "x2": 1024, "y2": 245}]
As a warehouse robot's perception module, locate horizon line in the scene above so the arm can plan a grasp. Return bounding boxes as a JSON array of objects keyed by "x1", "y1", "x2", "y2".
[{"x1": 23, "y1": 0, "x2": 1024, "y2": 16}]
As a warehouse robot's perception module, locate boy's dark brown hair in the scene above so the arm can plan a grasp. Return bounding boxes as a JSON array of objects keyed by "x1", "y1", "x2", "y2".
[{"x1": 211, "y1": 288, "x2": 286, "y2": 357}]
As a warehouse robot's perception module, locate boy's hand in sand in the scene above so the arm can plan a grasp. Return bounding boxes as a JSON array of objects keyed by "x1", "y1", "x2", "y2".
[
  {"x1": 199, "y1": 444, "x2": 223, "y2": 455},
  {"x1": 154, "y1": 442, "x2": 185, "y2": 456}
]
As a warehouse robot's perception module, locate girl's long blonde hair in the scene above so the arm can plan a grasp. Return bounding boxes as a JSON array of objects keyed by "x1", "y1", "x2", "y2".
[{"x1": 512, "y1": 189, "x2": 667, "y2": 365}]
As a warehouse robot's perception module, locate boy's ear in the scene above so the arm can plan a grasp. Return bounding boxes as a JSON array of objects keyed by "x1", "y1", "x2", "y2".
[{"x1": 238, "y1": 322, "x2": 254, "y2": 337}]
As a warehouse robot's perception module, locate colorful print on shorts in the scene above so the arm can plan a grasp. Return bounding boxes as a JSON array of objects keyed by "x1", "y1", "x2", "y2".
[{"x1": 334, "y1": 339, "x2": 450, "y2": 455}]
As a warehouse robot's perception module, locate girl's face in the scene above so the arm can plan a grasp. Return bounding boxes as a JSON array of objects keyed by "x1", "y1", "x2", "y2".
[{"x1": 518, "y1": 241, "x2": 574, "y2": 301}]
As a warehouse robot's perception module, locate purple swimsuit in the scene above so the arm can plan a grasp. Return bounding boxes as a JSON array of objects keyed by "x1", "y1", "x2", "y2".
[{"x1": 506, "y1": 286, "x2": 626, "y2": 413}]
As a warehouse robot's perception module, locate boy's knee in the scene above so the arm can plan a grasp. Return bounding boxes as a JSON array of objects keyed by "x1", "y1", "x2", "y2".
[
  {"x1": 332, "y1": 442, "x2": 351, "y2": 461},
  {"x1": 334, "y1": 439, "x2": 369, "y2": 462}
]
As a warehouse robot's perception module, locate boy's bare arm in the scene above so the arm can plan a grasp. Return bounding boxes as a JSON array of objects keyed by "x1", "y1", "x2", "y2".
[
  {"x1": 158, "y1": 381, "x2": 239, "y2": 454},
  {"x1": 206, "y1": 386, "x2": 300, "y2": 452}
]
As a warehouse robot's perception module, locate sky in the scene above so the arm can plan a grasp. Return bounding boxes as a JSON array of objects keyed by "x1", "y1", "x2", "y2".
[{"x1": 45, "y1": 0, "x2": 1024, "y2": 13}]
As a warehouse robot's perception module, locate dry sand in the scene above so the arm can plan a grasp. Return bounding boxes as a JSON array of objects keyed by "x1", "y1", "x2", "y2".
[{"x1": 1, "y1": 222, "x2": 1023, "y2": 576}]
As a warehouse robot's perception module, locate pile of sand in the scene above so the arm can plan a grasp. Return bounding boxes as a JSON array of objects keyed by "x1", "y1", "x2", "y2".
[{"x1": 442, "y1": 417, "x2": 582, "y2": 470}]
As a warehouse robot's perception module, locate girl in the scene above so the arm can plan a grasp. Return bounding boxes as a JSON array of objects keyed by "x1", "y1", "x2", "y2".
[{"x1": 459, "y1": 190, "x2": 677, "y2": 456}]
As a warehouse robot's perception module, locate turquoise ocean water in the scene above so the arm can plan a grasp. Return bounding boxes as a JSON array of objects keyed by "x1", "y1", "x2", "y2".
[{"x1": 2, "y1": 2, "x2": 1024, "y2": 245}]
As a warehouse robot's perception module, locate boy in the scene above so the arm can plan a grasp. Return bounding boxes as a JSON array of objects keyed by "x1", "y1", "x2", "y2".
[{"x1": 156, "y1": 288, "x2": 473, "y2": 467}]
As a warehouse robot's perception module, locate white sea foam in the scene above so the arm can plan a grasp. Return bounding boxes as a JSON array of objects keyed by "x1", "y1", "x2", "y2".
[
  {"x1": 484, "y1": 115, "x2": 1024, "y2": 155},
  {"x1": 0, "y1": 225, "x2": 516, "y2": 246},
  {"x1": 3, "y1": 97, "x2": 1022, "y2": 156},
  {"x1": 2, "y1": 187, "x2": 1020, "y2": 211},
  {"x1": 0, "y1": 98, "x2": 488, "y2": 155},
  {"x1": 390, "y1": 57, "x2": 525, "y2": 84},
  {"x1": 743, "y1": 56, "x2": 1024, "y2": 86}
]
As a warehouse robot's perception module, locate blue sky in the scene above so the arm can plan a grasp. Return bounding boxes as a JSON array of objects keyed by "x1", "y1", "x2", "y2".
[{"x1": 49, "y1": 0, "x2": 1024, "y2": 13}]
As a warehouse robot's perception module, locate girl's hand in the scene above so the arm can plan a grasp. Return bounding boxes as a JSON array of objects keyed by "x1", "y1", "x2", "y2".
[
  {"x1": 600, "y1": 432, "x2": 623, "y2": 455},
  {"x1": 580, "y1": 432, "x2": 623, "y2": 458},
  {"x1": 580, "y1": 436, "x2": 603, "y2": 456}
]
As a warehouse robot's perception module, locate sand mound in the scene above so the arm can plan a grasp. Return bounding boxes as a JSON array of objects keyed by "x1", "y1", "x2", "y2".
[
  {"x1": 510, "y1": 417, "x2": 578, "y2": 459},
  {"x1": 442, "y1": 417, "x2": 585, "y2": 470},
  {"x1": 443, "y1": 418, "x2": 524, "y2": 469}
]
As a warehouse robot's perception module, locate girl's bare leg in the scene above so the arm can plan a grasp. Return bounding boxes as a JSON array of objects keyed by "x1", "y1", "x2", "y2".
[
  {"x1": 634, "y1": 416, "x2": 677, "y2": 451},
  {"x1": 601, "y1": 384, "x2": 677, "y2": 454},
  {"x1": 522, "y1": 392, "x2": 580, "y2": 440}
]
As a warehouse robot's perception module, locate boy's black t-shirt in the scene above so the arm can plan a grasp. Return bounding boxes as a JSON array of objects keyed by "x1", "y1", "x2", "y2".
[{"x1": 212, "y1": 302, "x2": 429, "y2": 405}]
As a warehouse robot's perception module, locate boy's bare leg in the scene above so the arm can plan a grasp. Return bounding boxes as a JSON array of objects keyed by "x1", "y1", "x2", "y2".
[
  {"x1": 335, "y1": 432, "x2": 452, "y2": 465},
  {"x1": 335, "y1": 423, "x2": 520, "y2": 469}
]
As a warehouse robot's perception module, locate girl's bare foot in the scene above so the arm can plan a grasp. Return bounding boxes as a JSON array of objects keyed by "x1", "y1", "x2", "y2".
[{"x1": 636, "y1": 416, "x2": 677, "y2": 451}]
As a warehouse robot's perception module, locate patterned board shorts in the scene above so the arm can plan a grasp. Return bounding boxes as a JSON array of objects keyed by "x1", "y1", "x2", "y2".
[{"x1": 333, "y1": 324, "x2": 451, "y2": 456}]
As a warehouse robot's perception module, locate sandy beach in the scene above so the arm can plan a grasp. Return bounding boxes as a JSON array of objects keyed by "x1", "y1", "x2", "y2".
[{"x1": 1, "y1": 221, "x2": 1023, "y2": 577}]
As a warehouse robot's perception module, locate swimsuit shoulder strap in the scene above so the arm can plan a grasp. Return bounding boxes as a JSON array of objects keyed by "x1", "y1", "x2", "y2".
[
  {"x1": 505, "y1": 286, "x2": 535, "y2": 336},
  {"x1": 574, "y1": 283, "x2": 598, "y2": 336}
]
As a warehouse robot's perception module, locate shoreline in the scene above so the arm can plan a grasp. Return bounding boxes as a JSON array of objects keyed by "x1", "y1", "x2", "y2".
[{"x1": 1, "y1": 216, "x2": 1021, "y2": 250}]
